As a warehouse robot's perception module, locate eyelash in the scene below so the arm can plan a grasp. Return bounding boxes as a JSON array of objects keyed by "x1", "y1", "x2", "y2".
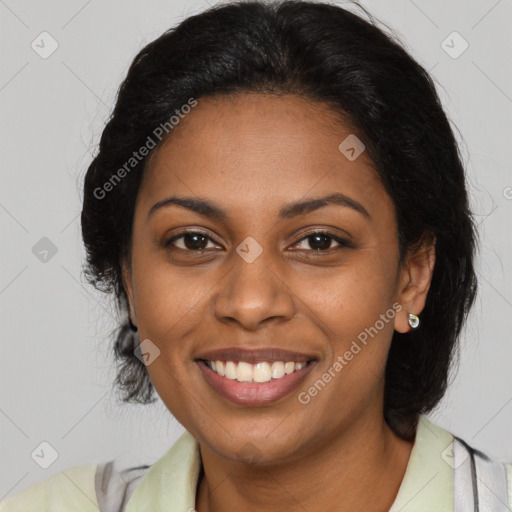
[{"x1": 164, "y1": 229, "x2": 353, "y2": 253}]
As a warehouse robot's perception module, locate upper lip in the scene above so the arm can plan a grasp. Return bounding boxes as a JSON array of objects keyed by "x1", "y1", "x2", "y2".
[{"x1": 195, "y1": 347, "x2": 317, "y2": 364}]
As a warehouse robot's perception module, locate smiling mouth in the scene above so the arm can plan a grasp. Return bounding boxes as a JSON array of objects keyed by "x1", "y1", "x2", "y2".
[{"x1": 198, "y1": 359, "x2": 314, "y2": 383}]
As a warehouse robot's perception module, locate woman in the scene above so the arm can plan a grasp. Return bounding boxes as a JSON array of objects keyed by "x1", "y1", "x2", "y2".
[{"x1": 2, "y1": 1, "x2": 510, "y2": 511}]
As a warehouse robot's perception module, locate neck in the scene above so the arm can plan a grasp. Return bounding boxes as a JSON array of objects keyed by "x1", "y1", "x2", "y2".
[{"x1": 195, "y1": 411, "x2": 416, "y2": 512}]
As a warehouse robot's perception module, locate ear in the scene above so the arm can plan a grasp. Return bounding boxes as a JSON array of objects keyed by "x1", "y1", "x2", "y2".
[
  {"x1": 394, "y1": 236, "x2": 436, "y2": 333},
  {"x1": 121, "y1": 257, "x2": 137, "y2": 326}
]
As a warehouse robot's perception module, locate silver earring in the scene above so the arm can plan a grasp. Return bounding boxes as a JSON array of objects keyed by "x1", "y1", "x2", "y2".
[{"x1": 408, "y1": 313, "x2": 419, "y2": 329}]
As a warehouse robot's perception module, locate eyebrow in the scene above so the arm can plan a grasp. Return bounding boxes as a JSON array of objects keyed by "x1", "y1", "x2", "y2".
[{"x1": 147, "y1": 192, "x2": 370, "y2": 221}]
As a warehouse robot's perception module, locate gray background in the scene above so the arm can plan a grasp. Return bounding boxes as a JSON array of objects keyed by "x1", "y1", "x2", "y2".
[{"x1": 1, "y1": 0, "x2": 511, "y2": 499}]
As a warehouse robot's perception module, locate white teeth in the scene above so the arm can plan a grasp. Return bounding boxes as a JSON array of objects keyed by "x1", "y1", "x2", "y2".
[
  {"x1": 236, "y1": 362, "x2": 253, "y2": 382},
  {"x1": 206, "y1": 360, "x2": 309, "y2": 383},
  {"x1": 271, "y1": 361, "x2": 285, "y2": 378},
  {"x1": 225, "y1": 361, "x2": 237, "y2": 379},
  {"x1": 215, "y1": 360, "x2": 225, "y2": 376},
  {"x1": 284, "y1": 361, "x2": 295, "y2": 374},
  {"x1": 253, "y1": 362, "x2": 272, "y2": 383}
]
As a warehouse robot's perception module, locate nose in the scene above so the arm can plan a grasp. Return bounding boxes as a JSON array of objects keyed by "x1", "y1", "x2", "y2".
[{"x1": 213, "y1": 248, "x2": 296, "y2": 331}]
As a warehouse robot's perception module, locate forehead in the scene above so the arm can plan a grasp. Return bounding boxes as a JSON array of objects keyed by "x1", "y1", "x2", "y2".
[{"x1": 139, "y1": 92, "x2": 388, "y2": 220}]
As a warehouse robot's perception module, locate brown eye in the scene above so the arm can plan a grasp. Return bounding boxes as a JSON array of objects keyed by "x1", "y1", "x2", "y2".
[
  {"x1": 291, "y1": 231, "x2": 352, "y2": 252},
  {"x1": 165, "y1": 231, "x2": 220, "y2": 251}
]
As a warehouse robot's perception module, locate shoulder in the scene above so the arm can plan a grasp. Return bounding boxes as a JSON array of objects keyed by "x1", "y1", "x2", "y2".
[
  {"x1": 0, "y1": 463, "x2": 99, "y2": 511},
  {"x1": 392, "y1": 415, "x2": 512, "y2": 511},
  {"x1": 442, "y1": 424, "x2": 512, "y2": 510},
  {"x1": 507, "y1": 463, "x2": 512, "y2": 504},
  {"x1": 0, "y1": 459, "x2": 151, "y2": 512},
  {"x1": 507, "y1": 463, "x2": 512, "y2": 499}
]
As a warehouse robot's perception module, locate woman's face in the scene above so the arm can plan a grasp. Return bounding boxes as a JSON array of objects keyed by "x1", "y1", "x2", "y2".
[{"x1": 123, "y1": 93, "x2": 431, "y2": 463}]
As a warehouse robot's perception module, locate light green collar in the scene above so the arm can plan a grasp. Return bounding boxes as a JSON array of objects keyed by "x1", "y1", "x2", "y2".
[
  {"x1": 126, "y1": 414, "x2": 454, "y2": 511},
  {"x1": 390, "y1": 414, "x2": 453, "y2": 511},
  {"x1": 125, "y1": 428, "x2": 201, "y2": 512}
]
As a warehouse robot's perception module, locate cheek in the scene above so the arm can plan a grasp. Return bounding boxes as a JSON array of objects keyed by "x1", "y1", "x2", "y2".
[
  {"x1": 134, "y1": 269, "x2": 210, "y2": 343},
  {"x1": 307, "y1": 254, "x2": 398, "y2": 327},
  {"x1": 129, "y1": 242, "x2": 204, "y2": 343},
  {"x1": 306, "y1": 254, "x2": 399, "y2": 377}
]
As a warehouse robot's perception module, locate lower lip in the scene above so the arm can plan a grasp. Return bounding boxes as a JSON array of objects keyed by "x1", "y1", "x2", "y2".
[{"x1": 197, "y1": 361, "x2": 316, "y2": 406}]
